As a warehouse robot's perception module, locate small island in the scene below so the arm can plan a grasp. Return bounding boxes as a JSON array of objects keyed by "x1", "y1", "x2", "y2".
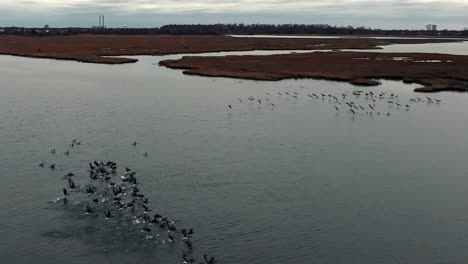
[
  {"x1": 160, "y1": 51, "x2": 468, "y2": 93},
  {"x1": 0, "y1": 35, "x2": 461, "y2": 64},
  {"x1": 0, "y1": 35, "x2": 466, "y2": 92}
]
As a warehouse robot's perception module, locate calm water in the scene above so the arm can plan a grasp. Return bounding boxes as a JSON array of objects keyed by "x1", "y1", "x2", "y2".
[
  {"x1": 229, "y1": 35, "x2": 468, "y2": 55},
  {"x1": 357, "y1": 41, "x2": 468, "y2": 55},
  {"x1": 1, "y1": 43, "x2": 468, "y2": 264},
  {"x1": 230, "y1": 34, "x2": 466, "y2": 40}
]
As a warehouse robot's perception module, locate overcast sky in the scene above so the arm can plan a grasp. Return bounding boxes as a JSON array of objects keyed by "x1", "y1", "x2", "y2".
[{"x1": 1, "y1": 0, "x2": 467, "y2": 29}]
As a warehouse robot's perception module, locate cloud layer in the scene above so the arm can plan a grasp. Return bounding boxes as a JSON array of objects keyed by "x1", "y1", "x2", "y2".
[{"x1": 1, "y1": 0, "x2": 467, "y2": 29}]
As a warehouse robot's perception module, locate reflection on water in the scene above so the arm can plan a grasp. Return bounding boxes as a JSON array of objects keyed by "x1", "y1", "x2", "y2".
[
  {"x1": 1, "y1": 43, "x2": 468, "y2": 264},
  {"x1": 346, "y1": 40, "x2": 468, "y2": 55},
  {"x1": 230, "y1": 34, "x2": 466, "y2": 40},
  {"x1": 229, "y1": 35, "x2": 468, "y2": 55}
]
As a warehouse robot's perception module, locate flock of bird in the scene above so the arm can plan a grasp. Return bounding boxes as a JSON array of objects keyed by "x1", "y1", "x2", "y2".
[
  {"x1": 37, "y1": 86, "x2": 445, "y2": 264},
  {"x1": 39, "y1": 139, "x2": 150, "y2": 171},
  {"x1": 40, "y1": 139, "x2": 216, "y2": 264},
  {"x1": 228, "y1": 86, "x2": 443, "y2": 118}
]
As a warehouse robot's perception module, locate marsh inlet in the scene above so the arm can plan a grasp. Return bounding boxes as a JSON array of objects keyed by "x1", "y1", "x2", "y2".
[{"x1": 1, "y1": 44, "x2": 468, "y2": 264}]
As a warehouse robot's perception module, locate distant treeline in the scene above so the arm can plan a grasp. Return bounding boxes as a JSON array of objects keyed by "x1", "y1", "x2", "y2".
[{"x1": 1, "y1": 24, "x2": 467, "y2": 37}]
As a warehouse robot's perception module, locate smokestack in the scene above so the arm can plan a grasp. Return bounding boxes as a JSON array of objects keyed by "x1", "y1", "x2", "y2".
[
  {"x1": 99, "y1": 15, "x2": 101, "y2": 27},
  {"x1": 103, "y1": 15, "x2": 105, "y2": 28}
]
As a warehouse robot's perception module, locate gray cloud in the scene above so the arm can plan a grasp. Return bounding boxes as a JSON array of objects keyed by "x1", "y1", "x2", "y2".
[{"x1": 0, "y1": 0, "x2": 467, "y2": 29}]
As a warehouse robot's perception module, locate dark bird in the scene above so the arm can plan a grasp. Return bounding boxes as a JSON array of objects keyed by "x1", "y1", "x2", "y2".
[
  {"x1": 62, "y1": 188, "x2": 69, "y2": 197},
  {"x1": 204, "y1": 254, "x2": 217, "y2": 264},
  {"x1": 49, "y1": 163, "x2": 56, "y2": 170},
  {"x1": 144, "y1": 152, "x2": 148, "y2": 157},
  {"x1": 132, "y1": 142, "x2": 137, "y2": 146},
  {"x1": 68, "y1": 178, "x2": 76, "y2": 190},
  {"x1": 257, "y1": 99, "x2": 261, "y2": 104},
  {"x1": 86, "y1": 186, "x2": 95, "y2": 196},
  {"x1": 143, "y1": 205, "x2": 151, "y2": 214},
  {"x1": 51, "y1": 149, "x2": 56, "y2": 154},
  {"x1": 181, "y1": 228, "x2": 194, "y2": 240},
  {"x1": 85, "y1": 205, "x2": 95, "y2": 215},
  {"x1": 183, "y1": 253, "x2": 197, "y2": 264},
  {"x1": 335, "y1": 106, "x2": 339, "y2": 111},
  {"x1": 168, "y1": 233, "x2": 174, "y2": 243},
  {"x1": 188, "y1": 228, "x2": 194, "y2": 236},
  {"x1": 104, "y1": 210, "x2": 112, "y2": 220},
  {"x1": 141, "y1": 227, "x2": 152, "y2": 232},
  {"x1": 228, "y1": 105, "x2": 232, "y2": 109},
  {"x1": 151, "y1": 214, "x2": 163, "y2": 224},
  {"x1": 130, "y1": 177, "x2": 138, "y2": 185},
  {"x1": 64, "y1": 150, "x2": 70, "y2": 156},
  {"x1": 112, "y1": 186, "x2": 122, "y2": 196},
  {"x1": 39, "y1": 161, "x2": 45, "y2": 167}
]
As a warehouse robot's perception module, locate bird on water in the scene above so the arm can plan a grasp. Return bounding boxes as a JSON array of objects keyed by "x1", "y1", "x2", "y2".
[
  {"x1": 204, "y1": 254, "x2": 217, "y2": 264},
  {"x1": 104, "y1": 210, "x2": 113, "y2": 220}
]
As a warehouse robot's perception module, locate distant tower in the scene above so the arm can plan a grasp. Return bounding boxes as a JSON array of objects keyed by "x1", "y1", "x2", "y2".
[{"x1": 97, "y1": 15, "x2": 106, "y2": 28}]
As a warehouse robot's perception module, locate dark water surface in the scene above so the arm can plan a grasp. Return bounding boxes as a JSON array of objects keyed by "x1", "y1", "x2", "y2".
[{"x1": 1, "y1": 46, "x2": 468, "y2": 264}]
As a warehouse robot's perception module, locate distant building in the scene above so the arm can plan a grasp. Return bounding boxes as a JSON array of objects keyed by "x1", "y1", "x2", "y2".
[{"x1": 44, "y1": 24, "x2": 49, "y2": 29}]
